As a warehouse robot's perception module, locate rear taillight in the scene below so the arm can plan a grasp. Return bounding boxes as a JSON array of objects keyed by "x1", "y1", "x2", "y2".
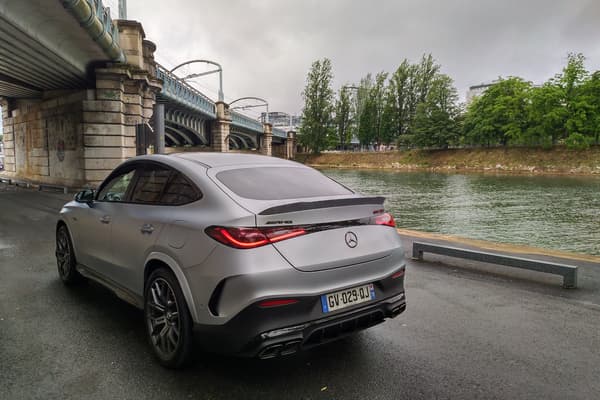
[
  {"x1": 205, "y1": 226, "x2": 307, "y2": 249},
  {"x1": 371, "y1": 212, "x2": 396, "y2": 227}
]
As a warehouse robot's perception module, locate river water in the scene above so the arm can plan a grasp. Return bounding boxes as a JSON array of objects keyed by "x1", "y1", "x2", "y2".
[{"x1": 321, "y1": 169, "x2": 600, "y2": 256}]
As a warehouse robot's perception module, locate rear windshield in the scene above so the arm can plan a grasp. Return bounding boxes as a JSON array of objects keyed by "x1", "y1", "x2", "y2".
[{"x1": 215, "y1": 167, "x2": 353, "y2": 200}]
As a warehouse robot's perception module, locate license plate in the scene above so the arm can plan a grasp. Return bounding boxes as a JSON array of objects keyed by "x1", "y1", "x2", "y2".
[{"x1": 321, "y1": 283, "x2": 375, "y2": 313}]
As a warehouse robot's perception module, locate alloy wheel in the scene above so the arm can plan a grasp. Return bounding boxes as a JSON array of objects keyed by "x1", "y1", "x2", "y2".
[
  {"x1": 56, "y1": 227, "x2": 71, "y2": 278},
  {"x1": 146, "y1": 278, "x2": 181, "y2": 358}
]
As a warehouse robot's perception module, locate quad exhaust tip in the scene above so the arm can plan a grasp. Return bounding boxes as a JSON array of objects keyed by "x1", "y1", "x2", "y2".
[{"x1": 258, "y1": 340, "x2": 302, "y2": 359}]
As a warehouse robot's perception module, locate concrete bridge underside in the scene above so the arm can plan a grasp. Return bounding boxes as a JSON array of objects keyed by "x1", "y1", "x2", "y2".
[{"x1": 0, "y1": 0, "x2": 122, "y2": 98}]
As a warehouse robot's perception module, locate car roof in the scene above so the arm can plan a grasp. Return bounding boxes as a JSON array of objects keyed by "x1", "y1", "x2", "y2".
[
  {"x1": 124, "y1": 152, "x2": 304, "y2": 170},
  {"x1": 169, "y1": 152, "x2": 301, "y2": 168}
]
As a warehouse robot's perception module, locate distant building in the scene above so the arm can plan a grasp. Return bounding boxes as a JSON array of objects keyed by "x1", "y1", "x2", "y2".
[
  {"x1": 261, "y1": 112, "x2": 302, "y2": 129},
  {"x1": 466, "y1": 79, "x2": 541, "y2": 105},
  {"x1": 466, "y1": 82, "x2": 497, "y2": 105}
]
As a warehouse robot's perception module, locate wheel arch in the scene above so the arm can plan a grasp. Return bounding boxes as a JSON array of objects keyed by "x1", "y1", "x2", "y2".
[{"x1": 144, "y1": 252, "x2": 200, "y2": 323}]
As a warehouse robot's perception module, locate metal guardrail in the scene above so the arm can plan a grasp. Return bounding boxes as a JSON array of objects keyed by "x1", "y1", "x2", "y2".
[
  {"x1": 230, "y1": 110, "x2": 263, "y2": 134},
  {"x1": 272, "y1": 127, "x2": 288, "y2": 139},
  {"x1": 412, "y1": 241, "x2": 578, "y2": 289},
  {"x1": 156, "y1": 63, "x2": 216, "y2": 118}
]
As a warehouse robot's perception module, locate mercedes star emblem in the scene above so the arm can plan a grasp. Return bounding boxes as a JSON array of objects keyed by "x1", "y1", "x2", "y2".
[{"x1": 345, "y1": 231, "x2": 358, "y2": 248}]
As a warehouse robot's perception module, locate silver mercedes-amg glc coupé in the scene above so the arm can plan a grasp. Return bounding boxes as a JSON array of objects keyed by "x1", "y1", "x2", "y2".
[{"x1": 56, "y1": 153, "x2": 406, "y2": 368}]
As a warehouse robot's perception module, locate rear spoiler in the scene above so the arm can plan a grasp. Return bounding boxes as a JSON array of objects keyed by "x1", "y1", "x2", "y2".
[{"x1": 258, "y1": 196, "x2": 385, "y2": 216}]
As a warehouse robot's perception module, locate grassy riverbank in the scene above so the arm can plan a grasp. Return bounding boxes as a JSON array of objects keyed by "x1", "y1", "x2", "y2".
[{"x1": 297, "y1": 146, "x2": 600, "y2": 175}]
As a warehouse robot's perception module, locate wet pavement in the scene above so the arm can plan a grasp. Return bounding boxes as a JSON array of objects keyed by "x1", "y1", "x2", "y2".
[{"x1": 1, "y1": 182, "x2": 600, "y2": 399}]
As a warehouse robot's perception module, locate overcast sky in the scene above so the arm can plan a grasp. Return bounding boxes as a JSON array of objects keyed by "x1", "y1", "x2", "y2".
[{"x1": 127, "y1": 0, "x2": 600, "y2": 116}]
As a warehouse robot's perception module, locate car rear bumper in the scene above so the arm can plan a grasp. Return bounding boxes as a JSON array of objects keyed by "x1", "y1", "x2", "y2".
[{"x1": 193, "y1": 288, "x2": 406, "y2": 358}]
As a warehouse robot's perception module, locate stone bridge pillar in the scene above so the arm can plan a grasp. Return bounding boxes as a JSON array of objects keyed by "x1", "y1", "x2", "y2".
[
  {"x1": 0, "y1": 99, "x2": 15, "y2": 174},
  {"x1": 82, "y1": 21, "x2": 161, "y2": 186},
  {"x1": 261, "y1": 123, "x2": 273, "y2": 156},
  {"x1": 286, "y1": 131, "x2": 296, "y2": 159},
  {"x1": 211, "y1": 101, "x2": 231, "y2": 152}
]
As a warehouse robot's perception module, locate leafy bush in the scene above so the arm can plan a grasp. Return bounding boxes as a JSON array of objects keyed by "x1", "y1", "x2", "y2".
[{"x1": 565, "y1": 132, "x2": 592, "y2": 150}]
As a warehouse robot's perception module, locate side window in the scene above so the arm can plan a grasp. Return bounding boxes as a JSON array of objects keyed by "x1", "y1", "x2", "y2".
[
  {"x1": 97, "y1": 169, "x2": 136, "y2": 202},
  {"x1": 160, "y1": 172, "x2": 201, "y2": 205},
  {"x1": 130, "y1": 166, "x2": 172, "y2": 204}
]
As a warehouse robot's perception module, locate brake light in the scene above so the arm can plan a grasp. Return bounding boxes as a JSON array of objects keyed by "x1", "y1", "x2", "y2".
[
  {"x1": 258, "y1": 299, "x2": 299, "y2": 308},
  {"x1": 372, "y1": 212, "x2": 396, "y2": 227},
  {"x1": 391, "y1": 268, "x2": 405, "y2": 279},
  {"x1": 205, "y1": 226, "x2": 307, "y2": 249}
]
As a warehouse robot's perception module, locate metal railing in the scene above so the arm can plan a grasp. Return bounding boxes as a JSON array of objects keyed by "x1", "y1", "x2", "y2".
[
  {"x1": 272, "y1": 127, "x2": 287, "y2": 138},
  {"x1": 230, "y1": 111, "x2": 263, "y2": 134},
  {"x1": 412, "y1": 241, "x2": 578, "y2": 289},
  {"x1": 156, "y1": 63, "x2": 290, "y2": 138},
  {"x1": 156, "y1": 63, "x2": 216, "y2": 118}
]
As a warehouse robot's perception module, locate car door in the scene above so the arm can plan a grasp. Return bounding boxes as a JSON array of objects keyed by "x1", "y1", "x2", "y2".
[
  {"x1": 76, "y1": 164, "x2": 136, "y2": 275},
  {"x1": 109, "y1": 162, "x2": 176, "y2": 295}
]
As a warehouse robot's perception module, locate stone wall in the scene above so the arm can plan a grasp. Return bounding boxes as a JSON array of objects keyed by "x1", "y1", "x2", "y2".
[
  {"x1": 1, "y1": 92, "x2": 88, "y2": 186},
  {"x1": 272, "y1": 142, "x2": 286, "y2": 158}
]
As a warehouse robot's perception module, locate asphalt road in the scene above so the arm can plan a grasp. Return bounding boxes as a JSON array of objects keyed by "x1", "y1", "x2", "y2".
[{"x1": 1, "y1": 183, "x2": 600, "y2": 400}]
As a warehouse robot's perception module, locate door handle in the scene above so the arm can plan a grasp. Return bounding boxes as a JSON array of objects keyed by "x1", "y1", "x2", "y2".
[
  {"x1": 100, "y1": 215, "x2": 111, "y2": 224},
  {"x1": 140, "y1": 224, "x2": 155, "y2": 234}
]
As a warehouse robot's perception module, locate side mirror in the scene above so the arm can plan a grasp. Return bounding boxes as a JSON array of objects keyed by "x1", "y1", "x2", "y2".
[{"x1": 74, "y1": 189, "x2": 96, "y2": 206}]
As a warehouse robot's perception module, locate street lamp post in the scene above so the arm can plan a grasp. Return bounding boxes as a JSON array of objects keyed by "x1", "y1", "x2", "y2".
[
  {"x1": 170, "y1": 60, "x2": 224, "y2": 102},
  {"x1": 228, "y1": 97, "x2": 269, "y2": 123}
]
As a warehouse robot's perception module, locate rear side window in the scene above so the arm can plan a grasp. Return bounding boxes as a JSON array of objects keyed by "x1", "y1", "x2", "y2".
[
  {"x1": 130, "y1": 165, "x2": 201, "y2": 206},
  {"x1": 215, "y1": 167, "x2": 352, "y2": 200},
  {"x1": 160, "y1": 173, "x2": 201, "y2": 205},
  {"x1": 131, "y1": 167, "x2": 171, "y2": 204}
]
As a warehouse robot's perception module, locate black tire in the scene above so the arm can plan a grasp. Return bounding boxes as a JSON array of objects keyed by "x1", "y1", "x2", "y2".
[
  {"x1": 144, "y1": 268, "x2": 194, "y2": 368},
  {"x1": 55, "y1": 224, "x2": 84, "y2": 285}
]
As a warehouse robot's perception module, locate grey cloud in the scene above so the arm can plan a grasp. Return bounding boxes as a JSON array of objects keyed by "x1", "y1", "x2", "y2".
[{"x1": 129, "y1": 0, "x2": 600, "y2": 114}]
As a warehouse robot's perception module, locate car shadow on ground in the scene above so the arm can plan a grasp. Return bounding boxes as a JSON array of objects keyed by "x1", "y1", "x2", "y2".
[{"x1": 60, "y1": 277, "x2": 373, "y2": 385}]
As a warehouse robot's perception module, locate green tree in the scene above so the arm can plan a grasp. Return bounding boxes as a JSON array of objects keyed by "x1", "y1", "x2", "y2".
[
  {"x1": 354, "y1": 74, "x2": 373, "y2": 146},
  {"x1": 463, "y1": 77, "x2": 532, "y2": 146},
  {"x1": 385, "y1": 54, "x2": 440, "y2": 143},
  {"x1": 380, "y1": 83, "x2": 397, "y2": 145},
  {"x1": 412, "y1": 74, "x2": 461, "y2": 148},
  {"x1": 358, "y1": 72, "x2": 388, "y2": 146},
  {"x1": 358, "y1": 95, "x2": 376, "y2": 146},
  {"x1": 526, "y1": 81, "x2": 567, "y2": 146},
  {"x1": 560, "y1": 53, "x2": 594, "y2": 147},
  {"x1": 299, "y1": 58, "x2": 335, "y2": 153},
  {"x1": 372, "y1": 72, "x2": 389, "y2": 146},
  {"x1": 581, "y1": 71, "x2": 600, "y2": 144},
  {"x1": 387, "y1": 60, "x2": 413, "y2": 139},
  {"x1": 334, "y1": 87, "x2": 353, "y2": 149},
  {"x1": 415, "y1": 54, "x2": 441, "y2": 104}
]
